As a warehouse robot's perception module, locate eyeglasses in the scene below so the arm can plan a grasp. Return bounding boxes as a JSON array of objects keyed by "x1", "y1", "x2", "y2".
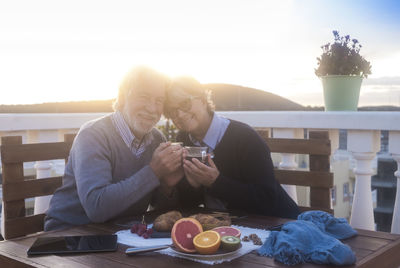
[{"x1": 166, "y1": 96, "x2": 199, "y2": 118}]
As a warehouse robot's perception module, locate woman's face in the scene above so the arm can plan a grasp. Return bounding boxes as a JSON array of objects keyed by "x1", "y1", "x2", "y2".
[{"x1": 167, "y1": 88, "x2": 209, "y2": 134}]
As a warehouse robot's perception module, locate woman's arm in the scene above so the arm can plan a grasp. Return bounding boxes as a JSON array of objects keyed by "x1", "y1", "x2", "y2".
[{"x1": 208, "y1": 129, "x2": 300, "y2": 218}]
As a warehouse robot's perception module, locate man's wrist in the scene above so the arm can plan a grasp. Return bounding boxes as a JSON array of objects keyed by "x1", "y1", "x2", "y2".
[
  {"x1": 149, "y1": 162, "x2": 162, "y2": 179},
  {"x1": 160, "y1": 184, "x2": 175, "y2": 198}
]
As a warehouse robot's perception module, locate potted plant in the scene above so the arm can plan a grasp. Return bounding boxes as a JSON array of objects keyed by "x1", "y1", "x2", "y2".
[{"x1": 315, "y1": 30, "x2": 372, "y2": 111}]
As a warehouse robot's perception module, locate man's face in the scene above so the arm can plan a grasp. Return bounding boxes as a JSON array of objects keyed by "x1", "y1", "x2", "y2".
[{"x1": 123, "y1": 78, "x2": 165, "y2": 138}]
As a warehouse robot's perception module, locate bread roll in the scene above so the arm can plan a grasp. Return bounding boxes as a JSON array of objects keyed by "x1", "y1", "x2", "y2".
[{"x1": 153, "y1": 211, "x2": 183, "y2": 232}]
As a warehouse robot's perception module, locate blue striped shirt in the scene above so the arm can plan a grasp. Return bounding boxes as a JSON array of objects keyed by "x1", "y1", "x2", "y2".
[{"x1": 111, "y1": 111, "x2": 154, "y2": 157}]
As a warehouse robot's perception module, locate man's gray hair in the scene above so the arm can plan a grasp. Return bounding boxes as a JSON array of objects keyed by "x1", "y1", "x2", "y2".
[{"x1": 113, "y1": 66, "x2": 170, "y2": 111}]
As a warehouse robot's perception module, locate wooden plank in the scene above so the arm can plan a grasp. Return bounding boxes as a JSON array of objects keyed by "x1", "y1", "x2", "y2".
[
  {"x1": 255, "y1": 128, "x2": 269, "y2": 140},
  {"x1": 2, "y1": 176, "x2": 63, "y2": 202},
  {"x1": 310, "y1": 188, "x2": 331, "y2": 210},
  {"x1": 1, "y1": 141, "x2": 73, "y2": 164},
  {"x1": 299, "y1": 205, "x2": 334, "y2": 214},
  {"x1": 64, "y1": 133, "x2": 76, "y2": 163},
  {"x1": 241, "y1": 252, "x2": 335, "y2": 268},
  {"x1": 1, "y1": 136, "x2": 26, "y2": 240},
  {"x1": 356, "y1": 238, "x2": 400, "y2": 268},
  {"x1": 4, "y1": 214, "x2": 45, "y2": 239},
  {"x1": 274, "y1": 169, "x2": 333, "y2": 188},
  {"x1": 309, "y1": 154, "x2": 330, "y2": 171},
  {"x1": 0, "y1": 255, "x2": 35, "y2": 268},
  {"x1": 0, "y1": 240, "x2": 90, "y2": 267},
  {"x1": 3, "y1": 200, "x2": 26, "y2": 219},
  {"x1": 265, "y1": 138, "x2": 331, "y2": 155},
  {"x1": 356, "y1": 229, "x2": 400, "y2": 241},
  {"x1": 308, "y1": 131, "x2": 332, "y2": 211}
]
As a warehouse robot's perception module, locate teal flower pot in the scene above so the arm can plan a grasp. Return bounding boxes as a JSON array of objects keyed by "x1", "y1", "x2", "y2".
[{"x1": 321, "y1": 75, "x2": 363, "y2": 111}]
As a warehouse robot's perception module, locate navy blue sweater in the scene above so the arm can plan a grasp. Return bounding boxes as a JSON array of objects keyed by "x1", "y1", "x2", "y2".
[{"x1": 177, "y1": 119, "x2": 300, "y2": 219}]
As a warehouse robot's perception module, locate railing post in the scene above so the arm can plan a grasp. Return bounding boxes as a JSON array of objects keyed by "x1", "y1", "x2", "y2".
[
  {"x1": 389, "y1": 131, "x2": 400, "y2": 234},
  {"x1": 273, "y1": 128, "x2": 303, "y2": 203},
  {"x1": 348, "y1": 130, "x2": 380, "y2": 230}
]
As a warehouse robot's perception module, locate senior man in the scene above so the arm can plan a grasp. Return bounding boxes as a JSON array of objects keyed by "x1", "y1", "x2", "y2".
[{"x1": 45, "y1": 66, "x2": 183, "y2": 231}]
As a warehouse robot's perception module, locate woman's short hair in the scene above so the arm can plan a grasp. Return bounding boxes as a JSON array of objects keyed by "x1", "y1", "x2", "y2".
[
  {"x1": 113, "y1": 66, "x2": 169, "y2": 111},
  {"x1": 166, "y1": 76, "x2": 215, "y2": 115}
]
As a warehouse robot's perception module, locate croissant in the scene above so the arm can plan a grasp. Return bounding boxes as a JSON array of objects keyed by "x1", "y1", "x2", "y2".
[{"x1": 189, "y1": 213, "x2": 231, "y2": 230}]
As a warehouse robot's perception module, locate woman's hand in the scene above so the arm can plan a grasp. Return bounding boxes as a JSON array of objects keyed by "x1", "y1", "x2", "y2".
[{"x1": 183, "y1": 154, "x2": 219, "y2": 187}]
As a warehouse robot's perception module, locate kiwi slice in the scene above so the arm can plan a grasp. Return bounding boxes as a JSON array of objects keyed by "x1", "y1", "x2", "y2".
[{"x1": 221, "y1": 236, "x2": 241, "y2": 251}]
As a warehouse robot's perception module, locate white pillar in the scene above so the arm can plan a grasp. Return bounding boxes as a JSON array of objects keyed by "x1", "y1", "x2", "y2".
[
  {"x1": 273, "y1": 128, "x2": 303, "y2": 203},
  {"x1": 389, "y1": 131, "x2": 400, "y2": 234},
  {"x1": 33, "y1": 130, "x2": 60, "y2": 215},
  {"x1": 33, "y1": 161, "x2": 53, "y2": 215},
  {"x1": 348, "y1": 130, "x2": 380, "y2": 230},
  {"x1": 0, "y1": 203, "x2": 4, "y2": 238}
]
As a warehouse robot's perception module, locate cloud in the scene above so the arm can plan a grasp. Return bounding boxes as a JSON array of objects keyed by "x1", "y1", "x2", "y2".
[
  {"x1": 359, "y1": 89, "x2": 400, "y2": 107},
  {"x1": 287, "y1": 84, "x2": 400, "y2": 107},
  {"x1": 363, "y1": 76, "x2": 400, "y2": 86}
]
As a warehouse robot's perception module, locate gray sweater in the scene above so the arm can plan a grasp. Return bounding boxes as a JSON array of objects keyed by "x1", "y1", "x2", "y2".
[{"x1": 44, "y1": 114, "x2": 168, "y2": 230}]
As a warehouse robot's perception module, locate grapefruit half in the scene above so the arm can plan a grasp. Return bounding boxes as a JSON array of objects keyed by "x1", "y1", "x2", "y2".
[
  {"x1": 212, "y1": 226, "x2": 241, "y2": 238},
  {"x1": 171, "y1": 218, "x2": 203, "y2": 253}
]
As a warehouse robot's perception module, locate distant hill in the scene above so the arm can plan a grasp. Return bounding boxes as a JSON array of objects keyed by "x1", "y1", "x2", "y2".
[
  {"x1": 0, "y1": 84, "x2": 398, "y2": 112},
  {"x1": 358, "y1": 106, "x2": 400, "y2": 111},
  {"x1": 206, "y1": 83, "x2": 305, "y2": 111},
  {"x1": 0, "y1": 83, "x2": 305, "y2": 113},
  {"x1": 0, "y1": 100, "x2": 114, "y2": 113}
]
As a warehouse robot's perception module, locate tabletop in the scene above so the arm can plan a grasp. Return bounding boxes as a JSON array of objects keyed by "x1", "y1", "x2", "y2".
[{"x1": 1, "y1": 213, "x2": 400, "y2": 268}]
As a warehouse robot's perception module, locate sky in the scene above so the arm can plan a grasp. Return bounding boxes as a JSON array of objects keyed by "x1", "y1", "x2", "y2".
[{"x1": 1, "y1": 0, "x2": 400, "y2": 107}]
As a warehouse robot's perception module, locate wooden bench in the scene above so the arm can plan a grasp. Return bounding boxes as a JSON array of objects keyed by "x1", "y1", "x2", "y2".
[
  {"x1": 256, "y1": 129, "x2": 334, "y2": 214},
  {"x1": 0, "y1": 134, "x2": 76, "y2": 240},
  {"x1": 0, "y1": 129, "x2": 333, "y2": 239}
]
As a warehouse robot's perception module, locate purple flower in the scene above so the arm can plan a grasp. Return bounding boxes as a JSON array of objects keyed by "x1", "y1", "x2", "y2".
[{"x1": 315, "y1": 31, "x2": 372, "y2": 78}]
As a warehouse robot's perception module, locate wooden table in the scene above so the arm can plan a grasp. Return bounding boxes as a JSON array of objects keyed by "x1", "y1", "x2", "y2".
[{"x1": 1, "y1": 214, "x2": 399, "y2": 268}]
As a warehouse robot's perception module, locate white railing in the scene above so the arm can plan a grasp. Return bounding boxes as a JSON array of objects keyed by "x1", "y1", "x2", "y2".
[{"x1": 0, "y1": 112, "x2": 399, "y2": 234}]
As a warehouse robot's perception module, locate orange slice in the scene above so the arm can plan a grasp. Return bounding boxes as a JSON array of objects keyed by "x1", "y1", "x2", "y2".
[{"x1": 193, "y1": 230, "x2": 221, "y2": 255}]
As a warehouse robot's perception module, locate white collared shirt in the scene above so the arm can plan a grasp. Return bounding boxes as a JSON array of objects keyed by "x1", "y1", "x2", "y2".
[
  {"x1": 189, "y1": 113, "x2": 230, "y2": 211},
  {"x1": 189, "y1": 113, "x2": 230, "y2": 153}
]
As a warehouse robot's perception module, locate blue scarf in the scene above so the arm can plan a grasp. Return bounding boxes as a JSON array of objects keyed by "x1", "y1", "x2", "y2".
[{"x1": 258, "y1": 211, "x2": 357, "y2": 266}]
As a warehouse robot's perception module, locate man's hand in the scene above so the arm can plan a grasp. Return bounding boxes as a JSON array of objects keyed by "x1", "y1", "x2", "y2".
[
  {"x1": 150, "y1": 142, "x2": 183, "y2": 180},
  {"x1": 183, "y1": 154, "x2": 219, "y2": 187}
]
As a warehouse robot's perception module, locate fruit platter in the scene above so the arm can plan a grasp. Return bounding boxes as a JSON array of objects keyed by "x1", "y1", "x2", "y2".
[
  {"x1": 123, "y1": 210, "x2": 267, "y2": 261},
  {"x1": 171, "y1": 218, "x2": 242, "y2": 256}
]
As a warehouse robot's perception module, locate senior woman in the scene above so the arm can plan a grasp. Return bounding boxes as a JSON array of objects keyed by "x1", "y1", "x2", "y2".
[{"x1": 165, "y1": 77, "x2": 300, "y2": 219}]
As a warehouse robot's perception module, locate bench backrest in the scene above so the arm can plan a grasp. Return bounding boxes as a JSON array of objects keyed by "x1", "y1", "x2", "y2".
[
  {"x1": 0, "y1": 134, "x2": 76, "y2": 239},
  {"x1": 256, "y1": 129, "x2": 333, "y2": 214}
]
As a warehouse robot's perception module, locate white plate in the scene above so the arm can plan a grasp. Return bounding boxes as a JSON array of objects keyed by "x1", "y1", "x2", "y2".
[{"x1": 170, "y1": 244, "x2": 242, "y2": 259}]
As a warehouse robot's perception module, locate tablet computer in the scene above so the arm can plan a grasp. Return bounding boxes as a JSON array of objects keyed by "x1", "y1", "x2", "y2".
[{"x1": 27, "y1": 234, "x2": 118, "y2": 256}]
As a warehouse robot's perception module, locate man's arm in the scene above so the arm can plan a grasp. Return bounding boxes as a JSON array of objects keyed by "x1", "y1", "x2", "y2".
[{"x1": 72, "y1": 129, "x2": 161, "y2": 223}]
